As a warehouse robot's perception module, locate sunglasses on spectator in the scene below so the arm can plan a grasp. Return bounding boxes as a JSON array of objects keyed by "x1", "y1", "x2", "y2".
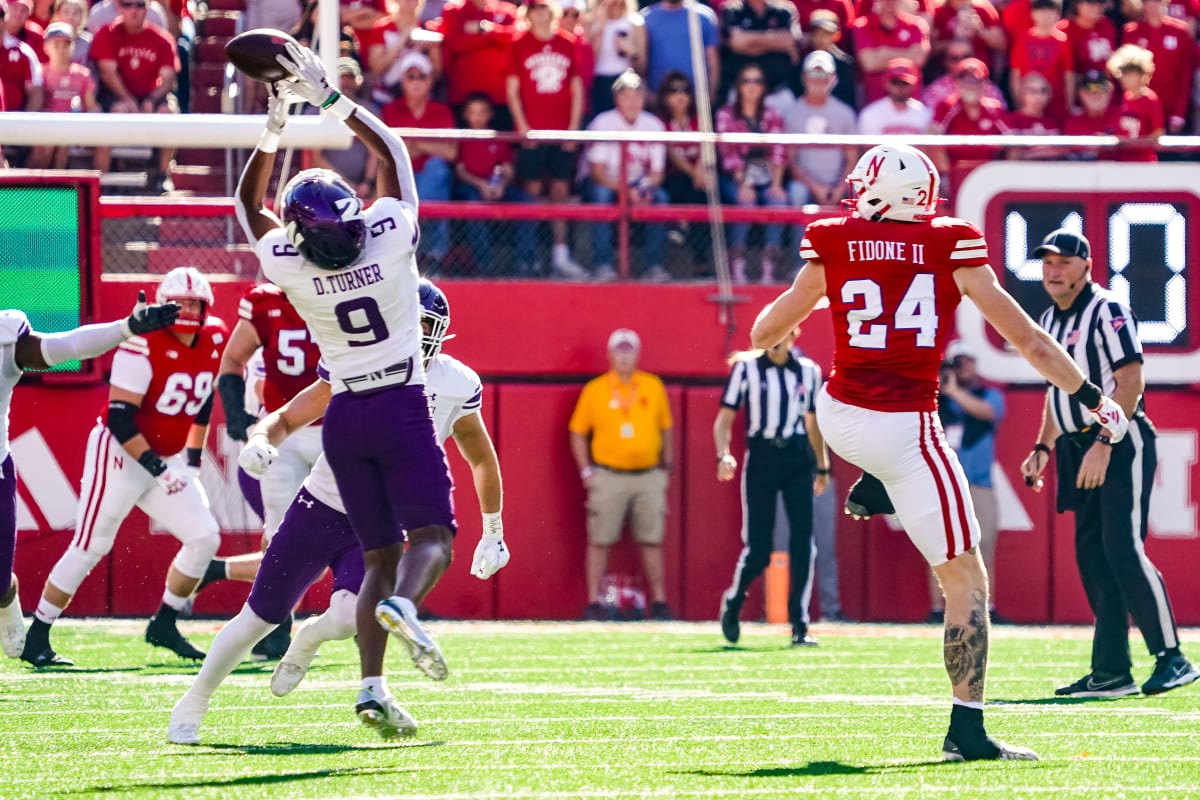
[
  {"x1": 561, "y1": 8, "x2": 580, "y2": 15},
  {"x1": 119, "y1": 1, "x2": 147, "y2": 7},
  {"x1": 946, "y1": 53, "x2": 969, "y2": 62},
  {"x1": 665, "y1": 83, "x2": 691, "y2": 94},
  {"x1": 404, "y1": 72, "x2": 430, "y2": 81},
  {"x1": 740, "y1": 76, "x2": 765, "y2": 85},
  {"x1": 888, "y1": 78, "x2": 912, "y2": 86},
  {"x1": 1026, "y1": 86, "x2": 1051, "y2": 94}
]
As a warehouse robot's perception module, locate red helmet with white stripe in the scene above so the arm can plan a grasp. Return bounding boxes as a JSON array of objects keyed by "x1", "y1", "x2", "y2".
[
  {"x1": 156, "y1": 266, "x2": 214, "y2": 331},
  {"x1": 845, "y1": 144, "x2": 940, "y2": 223}
]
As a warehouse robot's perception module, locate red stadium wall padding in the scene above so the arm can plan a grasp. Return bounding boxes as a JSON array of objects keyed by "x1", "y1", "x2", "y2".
[{"x1": 491, "y1": 384, "x2": 685, "y2": 619}]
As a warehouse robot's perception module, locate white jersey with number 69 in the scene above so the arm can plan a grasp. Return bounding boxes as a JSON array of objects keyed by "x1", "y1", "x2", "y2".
[{"x1": 255, "y1": 196, "x2": 424, "y2": 391}]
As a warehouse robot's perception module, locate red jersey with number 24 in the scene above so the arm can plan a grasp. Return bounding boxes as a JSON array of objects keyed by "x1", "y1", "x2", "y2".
[
  {"x1": 800, "y1": 215, "x2": 989, "y2": 413},
  {"x1": 238, "y1": 284, "x2": 322, "y2": 413},
  {"x1": 102, "y1": 317, "x2": 229, "y2": 456}
]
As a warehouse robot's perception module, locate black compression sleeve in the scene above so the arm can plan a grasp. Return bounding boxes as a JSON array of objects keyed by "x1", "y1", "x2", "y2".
[
  {"x1": 193, "y1": 393, "x2": 214, "y2": 426},
  {"x1": 106, "y1": 400, "x2": 142, "y2": 444},
  {"x1": 217, "y1": 373, "x2": 248, "y2": 418}
]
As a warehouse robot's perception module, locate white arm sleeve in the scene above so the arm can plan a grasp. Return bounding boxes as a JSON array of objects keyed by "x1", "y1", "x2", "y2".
[
  {"x1": 353, "y1": 105, "x2": 419, "y2": 214},
  {"x1": 39, "y1": 320, "x2": 128, "y2": 367},
  {"x1": 109, "y1": 348, "x2": 154, "y2": 396}
]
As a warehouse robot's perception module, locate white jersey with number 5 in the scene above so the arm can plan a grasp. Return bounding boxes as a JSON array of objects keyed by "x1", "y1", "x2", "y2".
[
  {"x1": 304, "y1": 353, "x2": 484, "y2": 513},
  {"x1": 255, "y1": 196, "x2": 424, "y2": 392},
  {"x1": 0, "y1": 310, "x2": 31, "y2": 462}
]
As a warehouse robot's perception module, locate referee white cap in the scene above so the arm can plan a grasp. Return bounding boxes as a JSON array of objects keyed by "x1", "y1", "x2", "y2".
[{"x1": 1033, "y1": 229, "x2": 1090, "y2": 259}]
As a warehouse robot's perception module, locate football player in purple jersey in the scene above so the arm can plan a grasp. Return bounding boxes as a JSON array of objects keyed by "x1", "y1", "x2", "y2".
[{"x1": 235, "y1": 44, "x2": 459, "y2": 736}]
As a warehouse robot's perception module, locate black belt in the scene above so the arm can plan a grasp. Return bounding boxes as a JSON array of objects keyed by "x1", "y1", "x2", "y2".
[
  {"x1": 596, "y1": 464, "x2": 658, "y2": 475},
  {"x1": 749, "y1": 436, "x2": 804, "y2": 449}
]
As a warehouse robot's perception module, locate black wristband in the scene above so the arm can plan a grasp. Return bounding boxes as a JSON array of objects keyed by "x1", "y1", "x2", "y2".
[
  {"x1": 137, "y1": 449, "x2": 168, "y2": 477},
  {"x1": 1070, "y1": 381, "x2": 1103, "y2": 411},
  {"x1": 1094, "y1": 433, "x2": 1113, "y2": 446},
  {"x1": 186, "y1": 447, "x2": 203, "y2": 468},
  {"x1": 816, "y1": 468, "x2": 831, "y2": 475},
  {"x1": 1033, "y1": 443, "x2": 1052, "y2": 457}
]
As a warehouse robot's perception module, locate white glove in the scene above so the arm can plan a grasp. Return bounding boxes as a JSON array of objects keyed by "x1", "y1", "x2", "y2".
[
  {"x1": 1085, "y1": 395, "x2": 1129, "y2": 444},
  {"x1": 265, "y1": 83, "x2": 298, "y2": 134},
  {"x1": 238, "y1": 434, "x2": 278, "y2": 478},
  {"x1": 471, "y1": 534, "x2": 510, "y2": 580},
  {"x1": 156, "y1": 467, "x2": 189, "y2": 495},
  {"x1": 276, "y1": 42, "x2": 335, "y2": 108}
]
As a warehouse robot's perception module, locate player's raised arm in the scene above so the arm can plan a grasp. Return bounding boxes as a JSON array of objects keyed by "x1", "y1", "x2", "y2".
[
  {"x1": 12, "y1": 292, "x2": 179, "y2": 371},
  {"x1": 450, "y1": 412, "x2": 509, "y2": 580},
  {"x1": 235, "y1": 87, "x2": 291, "y2": 246},
  {"x1": 956, "y1": 264, "x2": 1129, "y2": 442},
  {"x1": 277, "y1": 43, "x2": 419, "y2": 209},
  {"x1": 751, "y1": 262, "x2": 827, "y2": 350}
]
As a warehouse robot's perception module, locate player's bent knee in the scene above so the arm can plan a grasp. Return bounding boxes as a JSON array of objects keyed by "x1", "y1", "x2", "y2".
[
  {"x1": 174, "y1": 532, "x2": 222, "y2": 579},
  {"x1": 408, "y1": 525, "x2": 454, "y2": 566},
  {"x1": 48, "y1": 547, "x2": 105, "y2": 595}
]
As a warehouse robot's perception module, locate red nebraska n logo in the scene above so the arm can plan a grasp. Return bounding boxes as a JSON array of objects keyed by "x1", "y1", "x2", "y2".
[{"x1": 865, "y1": 155, "x2": 885, "y2": 183}]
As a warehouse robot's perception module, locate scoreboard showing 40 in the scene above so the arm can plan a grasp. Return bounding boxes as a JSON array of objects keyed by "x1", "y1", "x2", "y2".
[{"x1": 954, "y1": 163, "x2": 1200, "y2": 385}]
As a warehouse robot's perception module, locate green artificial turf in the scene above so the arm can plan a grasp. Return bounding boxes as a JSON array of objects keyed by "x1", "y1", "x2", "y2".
[{"x1": 1, "y1": 620, "x2": 1197, "y2": 799}]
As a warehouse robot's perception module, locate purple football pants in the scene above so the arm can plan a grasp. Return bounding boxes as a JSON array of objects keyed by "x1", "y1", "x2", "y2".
[
  {"x1": 1, "y1": 456, "x2": 15, "y2": 597},
  {"x1": 246, "y1": 487, "x2": 365, "y2": 624},
  {"x1": 321, "y1": 383, "x2": 456, "y2": 552}
]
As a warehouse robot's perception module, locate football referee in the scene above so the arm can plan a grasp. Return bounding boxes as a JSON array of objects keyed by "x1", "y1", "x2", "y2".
[
  {"x1": 1020, "y1": 229, "x2": 1198, "y2": 698},
  {"x1": 714, "y1": 329, "x2": 829, "y2": 647}
]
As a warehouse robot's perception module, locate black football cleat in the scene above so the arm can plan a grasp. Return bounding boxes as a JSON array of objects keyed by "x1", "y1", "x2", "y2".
[
  {"x1": 1055, "y1": 671, "x2": 1139, "y2": 698},
  {"x1": 251, "y1": 617, "x2": 292, "y2": 661},
  {"x1": 791, "y1": 627, "x2": 819, "y2": 647},
  {"x1": 1142, "y1": 654, "x2": 1199, "y2": 696},
  {"x1": 719, "y1": 594, "x2": 741, "y2": 645},
  {"x1": 146, "y1": 617, "x2": 206, "y2": 661},
  {"x1": 844, "y1": 472, "x2": 895, "y2": 519},
  {"x1": 942, "y1": 734, "x2": 1039, "y2": 762},
  {"x1": 20, "y1": 645, "x2": 74, "y2": 668}
]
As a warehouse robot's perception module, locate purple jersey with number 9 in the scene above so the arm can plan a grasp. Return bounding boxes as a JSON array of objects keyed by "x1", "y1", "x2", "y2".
[{"x1": 255, "y1": 195, "x2": 424, "y2": 392}]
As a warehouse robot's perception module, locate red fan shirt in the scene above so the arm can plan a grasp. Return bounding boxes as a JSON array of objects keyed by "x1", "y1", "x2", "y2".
[
  {"x1": 439, "y1": 0, "x2": 519, "y2": 105},
  {"x1": 1116, "y1": 89, "x2": 1165, "y2": 162},
  {"x1": 1055, "y1": 16, "x2": 1117, "y2": 77},
  {"x1": 89, "y1": 20, "x2": 179, "y2": 99},
  {"x1": 459, "y1": 138, "x2": 514, "y2": 180},
  {"x1": 1122, "y1": 17, "x2": 1194, "y2": 125},
  {"x1": 380, "y1": 97, "x2": 456, "y2": 171},
  {"x1": 851, "y1": 11, "x2": 930, "y2": 104},
  {"x1": 506, "y1": 29, "x2": 579, "y2": 131},
  {"x1": 800, "y1": 214, "x2": 990, "y2": 413}
]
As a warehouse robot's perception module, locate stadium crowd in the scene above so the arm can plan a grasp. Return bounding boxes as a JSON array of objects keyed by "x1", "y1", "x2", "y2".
[{"x1": 0, "y1": 0, "x2": 1196, "y2": 277}]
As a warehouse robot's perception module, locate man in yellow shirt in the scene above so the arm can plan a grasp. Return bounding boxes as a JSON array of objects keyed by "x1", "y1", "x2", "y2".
[{"x1": 569, "y1": 329, "x2": 674, "y2": 621}]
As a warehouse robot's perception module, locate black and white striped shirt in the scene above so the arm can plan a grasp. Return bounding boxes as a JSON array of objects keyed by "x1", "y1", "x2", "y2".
[
  {"x1": 720, "y1": 350, "x2": 822, "y2": 440},
  {"x1": 1038, "y1": 282, "x2": 1144, "y2": 435}
]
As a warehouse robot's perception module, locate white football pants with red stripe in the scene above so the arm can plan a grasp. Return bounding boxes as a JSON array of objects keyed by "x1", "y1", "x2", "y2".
[
  {"x1": 816, "y1": 386, "x2": 980, "y2": 566},
  {"x1": 48, "y1": 423, "x2": 220, "y2": 596}
]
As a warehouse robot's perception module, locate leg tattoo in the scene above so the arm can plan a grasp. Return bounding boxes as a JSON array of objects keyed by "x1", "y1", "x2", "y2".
[{"x1": 944, "y1": 588, "x2": 989, "y2": 703}]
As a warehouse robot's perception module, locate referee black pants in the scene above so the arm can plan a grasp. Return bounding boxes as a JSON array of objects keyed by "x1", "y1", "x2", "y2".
[
  {"x1": 1057, "y1": 416, "x2": 1180, "y2": 675},
  {"x1": 726, "y1": 438, "x2": 816, "y2": 630}
]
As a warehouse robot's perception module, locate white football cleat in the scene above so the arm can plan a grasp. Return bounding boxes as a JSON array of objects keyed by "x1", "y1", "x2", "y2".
[
  {"x1": 355, "y1": 690, "x2": 418, "y2": 739},
  {"x1": 375, "y1": 596, "x2": 447, "y2": 681},
  {"x1": 168, "y1": 694, "x2": 210, "y2": 745},
  {"x1": 0, "y1": 587, "x2": 26, "y2": 659},
  {"x1": 271, "y1": 618, "x2": 323, "y2": 697}
]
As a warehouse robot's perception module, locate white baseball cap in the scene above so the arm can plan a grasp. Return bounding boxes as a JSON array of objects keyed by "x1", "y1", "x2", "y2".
[
  {"x1": 398, "y1": 51, "x2": 433, "y2": 77},
  {"x1": 802, "y1": 50, "x2": 836, "y2": 75},
  {"x1": 608, "y1": 328, "x2": 641, "y2": 351},
  {"x1": 945, "y1": 340, "x2": 977, "y2": 362}
]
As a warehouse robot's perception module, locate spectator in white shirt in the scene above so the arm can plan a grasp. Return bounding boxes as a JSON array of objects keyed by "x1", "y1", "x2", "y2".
[
  {"x1": 585, "y1": 69, "x2": 670, "y2": 282},
  {"x1": 857, "y1": 57, "x2": 932, "y2": 137}
]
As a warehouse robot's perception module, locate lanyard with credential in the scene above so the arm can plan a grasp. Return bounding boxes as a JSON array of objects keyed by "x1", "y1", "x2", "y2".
[{"x1": 609, "y1": 374, "x2": 638, "y2": 439}]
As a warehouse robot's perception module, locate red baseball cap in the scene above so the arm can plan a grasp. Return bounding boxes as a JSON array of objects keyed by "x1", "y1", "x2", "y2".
[
  {"x1": 885, "y1": 58, "x2": 918, "y2": 85},
  {"x1": 954, "y1": 57, "x2": 989, "y2": 81}
]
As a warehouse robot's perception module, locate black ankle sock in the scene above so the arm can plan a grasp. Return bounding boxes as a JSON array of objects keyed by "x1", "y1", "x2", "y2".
[
  {"x1": 948, "y1": 705, "x2": 999, "y2": 759},
  {"x1": 196, "y1": 559, "x2": 227, "y2": 593},
  {"x1": 154, "y1": 604, "x2": 179, "y2": 625},
  {"x1": 27, "y1": 617, "x2": 50, "y2": 640}
]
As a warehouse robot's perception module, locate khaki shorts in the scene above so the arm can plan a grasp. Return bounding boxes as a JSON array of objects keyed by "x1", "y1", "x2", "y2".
[{"x1": 586, "y1": 467, "x2": 668, "y2": 546}]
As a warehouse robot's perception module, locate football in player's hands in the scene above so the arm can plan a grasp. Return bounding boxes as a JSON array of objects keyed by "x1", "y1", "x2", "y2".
[
  {"x1": 123, "y1": 290, "x2": 180, "y2": 336},
  {"x1": 225, "y1": 28, "x2": 301, "y2": 84}
]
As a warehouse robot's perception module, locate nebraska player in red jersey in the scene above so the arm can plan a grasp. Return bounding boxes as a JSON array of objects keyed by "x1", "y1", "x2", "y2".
[
  {"x1": 22, "y1": 267, "x2": 229, "y2": 667},
  {"x1": 752, "y1": 144, "x2": 1129, "y2": 762}
]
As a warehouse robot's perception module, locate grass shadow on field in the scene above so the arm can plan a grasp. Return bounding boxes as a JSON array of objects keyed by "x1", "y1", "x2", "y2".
[
  {"x1": 990, "y1": 696, "x2": 1126, "y2": 706},
  {"x1": 68, "y1": 764, "x2": 422, "y2": 795},
  {"x1": 193, "y1": 740, "x2": 444, "y2": 756},
  {"x1": 689, "y1": 645, "x2": 792, "y2": 654},
  {"x1": 21, "y1": 665, "x2": 146, "y2": 675},
  {"x1": 686, "y1": 759, "x2": 954, "y2": 779}
]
